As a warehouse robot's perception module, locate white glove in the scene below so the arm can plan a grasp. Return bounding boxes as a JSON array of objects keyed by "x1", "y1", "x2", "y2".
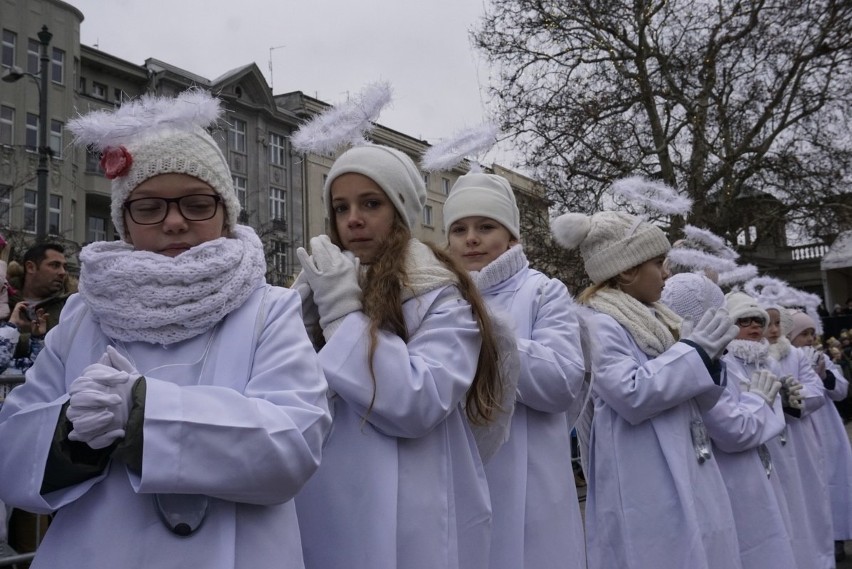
[
  {"x1": 67, "y1": 347, "x2": 140, "y2": 449},
  {"x1": 296, "y1": 236, "x2": 362, "y2": 340},
  {"x1": 799, "y1": 346, "x2": 826, "y2": 379},
  {"x1": 747, "y1": 369, "x2": 782, "y2": 406},
  {"x1": 681, "y1": 307, "x2": 739, "y2": 360},
  {"x1": 779, "y1": 375, "x2": 804, "y2": 410}
]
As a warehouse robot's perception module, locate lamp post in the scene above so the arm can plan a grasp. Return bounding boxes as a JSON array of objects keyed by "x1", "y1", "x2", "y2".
[{"x1": 2, "y1": 25, "x2": 52, "y2": 239}]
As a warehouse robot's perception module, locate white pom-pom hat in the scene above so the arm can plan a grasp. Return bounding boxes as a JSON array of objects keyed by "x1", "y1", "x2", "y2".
[
  {"x1": 551, "y1": 210, "x2": 671, "y2": 284},
  {"x1": 661, "y1": 273, "x2": 725, "y2": 324},
  {"x1": 443, "y1": 173, "x2": 520, "y2": 240},
  {"x1": 725, "y1": 291, "x2": 770, "y2": 330}
]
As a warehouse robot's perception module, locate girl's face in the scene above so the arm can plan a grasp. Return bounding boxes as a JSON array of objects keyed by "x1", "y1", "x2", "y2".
[
  {"x1": 619, "y1": 255, "x2": 669, "y2": 305},
  {"x1": 791, "y1": 328, "x2": 816, "y2": 348},
  {"x1": 447, "y1": 216, "x2": 516, "y2": 271},
  {"x1": 764, "y1": 309, "x2": 782, "y2": 343},
  {"x1": 735, "y1": 315, "x2": 766, "y2": 341},
  {"x1": 330, "y1": 173, "x2": 396, "y2": 264},
  {"x1": 124, "y1": 173, "x2": 226, "y2": 257}
]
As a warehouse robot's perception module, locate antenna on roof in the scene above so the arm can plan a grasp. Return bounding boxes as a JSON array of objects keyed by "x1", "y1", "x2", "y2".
[{"x1": 268, "y1": 44, "x2": 285, "y2": 92}]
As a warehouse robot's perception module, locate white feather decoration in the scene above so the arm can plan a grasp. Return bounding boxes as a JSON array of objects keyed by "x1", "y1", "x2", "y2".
[
  {"x1": 290, "y1": 82, "x2": 392, "y2": 156},
  {"x1": 744, "y1": 276, "x2": 797, "y2": 307},
  {"x1": 666, "y1": 247, "x2": 738, "y2": 273},
  {"x1": 67, "y1": 88, "x2": 222, "y2": 150},
  {"x1": 551, "y1": 213, "x2": 591, "y2": 250},
  {"x1": 716, "y1": 264, "x2": 758, "y2": 287},
  {"x1": 682, "y1": 225, "x2": 739, "y2": 260},
  {"x1": 610, "y1": 176, "x2": 693, "y2": 216},
  {"x1": 420, "y1": 123, "x2": 500, "y2": 172}
]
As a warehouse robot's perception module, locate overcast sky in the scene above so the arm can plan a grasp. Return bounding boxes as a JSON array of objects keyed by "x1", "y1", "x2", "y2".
[{"x1": 66, "y1": 0, "x2": 519, "y2": 168}]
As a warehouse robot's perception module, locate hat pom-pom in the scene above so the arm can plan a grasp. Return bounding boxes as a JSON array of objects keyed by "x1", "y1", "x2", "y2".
[{"x1": 551, "y1": 213, "x2": 591, "y2": 250}]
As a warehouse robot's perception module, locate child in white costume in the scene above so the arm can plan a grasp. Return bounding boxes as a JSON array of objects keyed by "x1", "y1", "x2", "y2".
[
  {"x1": 663, "y1": 277, "x2": 795, "y2": 569},
  {"x1": 444, "y1": 172, "x2": 587, "y2": 569},
  {"x1": 788, "y1": 310, "x2": 852, "y2": 561},
  {"x1": 293, "y1": 145, "x2": 504, "y2": 569},
  {"x1": 0, "y1": 91, "x2": 331, "y2": 569},
  {"x1": 764, "y1": 306, "x2": 834, "y2": 569},
  {"x1": 552, "y1": 210, "x2": 742, "y2": 569}
]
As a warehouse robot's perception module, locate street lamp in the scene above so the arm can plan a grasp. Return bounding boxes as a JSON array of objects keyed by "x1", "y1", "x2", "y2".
[{"x1": 2, "y1": 25, "x2": 52, "y2": 239}]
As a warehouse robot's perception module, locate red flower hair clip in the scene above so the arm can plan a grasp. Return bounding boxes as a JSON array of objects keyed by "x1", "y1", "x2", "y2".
[{"x1": 100, "y1": 146, "x2": 133, "y2": 179}]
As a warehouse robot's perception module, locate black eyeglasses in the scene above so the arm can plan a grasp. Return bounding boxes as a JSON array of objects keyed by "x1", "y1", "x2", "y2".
[
  {"x1": 124, "y1": 194, "x2": 222, "y2": 225},
  {"x1": 736, "y1": 316, "x2": 766, "y2": 327}
]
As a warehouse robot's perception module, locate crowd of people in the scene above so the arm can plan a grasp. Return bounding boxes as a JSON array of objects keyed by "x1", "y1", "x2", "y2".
[{"x1": 0, "y1": 89, "x2": 849, "y2": 569}]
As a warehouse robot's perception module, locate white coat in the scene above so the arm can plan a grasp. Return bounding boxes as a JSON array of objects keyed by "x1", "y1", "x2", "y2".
[
  {"x1": 0, "y1": 287, "x2": 331, "y2": 569},
  {"x1": 478, "y1": 262, "x2": 586, "y2": 569},
  {"x1": 772, "y1": 345, "x2": 834, "y2": 569},
  {"x1": 703, "y1": 361, "x2": 796, "y2": 569},
  {"x1": 295, "y1": 285, "x2": 491, "y2": 569},
  {"x1": 812, "y1": 356, "x2": 852, "y2": 540},
  {"x1": 583, "y1": 311, "x2": 742, "y2": 569}
]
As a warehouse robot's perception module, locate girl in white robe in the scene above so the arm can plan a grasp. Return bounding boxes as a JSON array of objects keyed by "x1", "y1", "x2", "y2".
[
  {"x1": 293, "y1": 145, "x2": 504, "y2": 569},
  {"x1": 444, "y1": 172, "x2": 587, "y2": 569},
  {"x1": 551, "y1": 209, "x2": 742, "y2": 569},
  {"x1": 0, "y1": 91, "x2": 331, "y2": 569}
]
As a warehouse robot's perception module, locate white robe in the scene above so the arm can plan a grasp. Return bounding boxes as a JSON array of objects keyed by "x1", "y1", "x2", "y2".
[
  {"x1": 295, "y1": 285, "x2": 491, "y2": 569},
  {"x1": 811, "y1": 356, "x2": 852, "y2": 540},
  {"x1": 479, "y1": 265, "x2": 586, "y2": 569},
  {"x1": 772, "y1": 345, "x2": 834, "y2": 569},
  {"x1": 0, "y1": 287, "x2": 331, "y2": 569},
  {"x1": 583, "y1": 311, "x2": 742, "y2": 569},
  {"x1": 704, "y1": 359, "x2": 796, "y2": 569}
]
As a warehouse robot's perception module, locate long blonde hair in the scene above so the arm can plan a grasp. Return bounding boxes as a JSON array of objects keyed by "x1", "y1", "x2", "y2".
[{"x1": 331, "y1": 214, "x2": 503, "y2": 425}]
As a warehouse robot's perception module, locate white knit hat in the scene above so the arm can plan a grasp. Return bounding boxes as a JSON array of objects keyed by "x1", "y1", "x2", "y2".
[
  {"x1": 725, "y1": 291, "x2": 769, "y2": 330},
  {"x1": 67, "y1": 90, "x2": 241, "y2": 239},
  {"x1": 323, "y1": 144, "x2": 426, "y2": 229},
  {"x1": 551, "y1": 211, "x2": 671, "y2": 284},
  {"x1": 661, "y1": 273, "x2": 725, "y2": 324},
  {"x1": 443, "y1": 173, "x2": 520, "y2": 239},
  {"x1": 787, "y1": 310, "x2": 817, "y2": 342}
]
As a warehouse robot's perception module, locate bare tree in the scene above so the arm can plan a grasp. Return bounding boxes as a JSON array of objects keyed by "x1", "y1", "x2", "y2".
[{"x1": 474, "y1": 0, "x2": 852, "y2": 246}]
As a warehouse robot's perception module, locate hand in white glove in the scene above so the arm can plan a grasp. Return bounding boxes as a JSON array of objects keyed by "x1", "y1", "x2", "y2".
[
  {"x1": 296, "y1": 235, "x2": 362, "y2": 339},
  {"x1": 67, "y1": 347, "x2": 140, "y2": 449},
  {"x1": 681, "y1": 307, "x2": 739, "y2": 360},
  {"x1": 779, "y1": 375, "x2": 804, "y2": 410},
  {"x1": 747, "y1": 369, "x2": 782, "y2": 406},
  {"x1": 800, "y1": 346, "x2": 826, "y2": 379}
]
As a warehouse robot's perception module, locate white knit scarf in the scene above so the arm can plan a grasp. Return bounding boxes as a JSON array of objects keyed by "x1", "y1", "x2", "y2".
[
  {"x1": 768, "y1": 336, "x2": 791, "y2": 361},
  {"x1": 471, "y1": 244, "x2": 527, "y2": 291},
  {"x1": 79, "y1": 225, "x2": 267, "y2": 345},
  {"x1": 727, "y1": 338, "x2": 770, "y2": 365},
  {"x1": 400, "y1": 239, "x2": 459, "y2": 301},
  {"x1": 587, "y1": 288, "x2": 681, "y2": 357}
]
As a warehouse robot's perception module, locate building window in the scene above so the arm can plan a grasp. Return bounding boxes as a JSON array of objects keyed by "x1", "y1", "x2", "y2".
[
  {"x1": 113, "y1": 88, "x2": 127, "y2": 104},
  {"x1": 49, "y1": 194, "x2": 61, "y2": 235},
  {"x1": 270, "y1": 239, "x2": 288, "y2": 278},
  {"x1": 229, "y1": 118, "x2": 246, "y2": 153},
  {"x1": 442, "y1": 177, "x2": 451, "y2": 196},
  {"x1": 0, "y1": 185, "x2": 10, "y2": 227},
  {"x1": 422, "y1": 172, "x2": 430, "y2": 186},
  {"x1": 88, "y1": 216, "x2": 107, "y2": 242},
  {"x1": 269, "y1": 187, "x2": 286, "y2": 221},
  {"x1": 91, "y1": 82, "x2": 107, "y2": 100},
  {"x1": 269, "y1": 132, "x2": 286, "y2": 166},
  {"x1": 26, "y1": 113, "x2": 38, "y2": 150},
  {"x1": 51, "y1": 47, "x2": 64, "y2": 84},
  {"x1": 50, "y1": 120, "x2": 62, "y2": 158},
  {"x1": 27, "y1": 38, "x2": 39, "y2": 74},
  {"x1": 0, "y1": 106, "x2": 13, "y2": 146},
  {"x1": 2, "y1": 30, "x2": 15, "y2": 69},
  {"x1": 232, "y1": 175, "x2": 247, "y2": 210},
  {"x1": 24, "y1": 190, "x2": 37, "y2": 233},
  {"x1": 85, "y1": 145, "x2": 101, "y2": 173},
  {"x1": 422, "y1": 204, "x2": 433, "y2": 227}
]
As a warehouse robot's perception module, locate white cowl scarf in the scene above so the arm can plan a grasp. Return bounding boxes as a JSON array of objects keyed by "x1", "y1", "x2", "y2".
[{"x1": 78, "y1": 225, "x2": 267, "y2": 345}]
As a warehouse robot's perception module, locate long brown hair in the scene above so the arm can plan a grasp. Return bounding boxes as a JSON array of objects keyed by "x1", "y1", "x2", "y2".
[{"x1": 331, "y1": 213, "x2": 503, "y2": 425}]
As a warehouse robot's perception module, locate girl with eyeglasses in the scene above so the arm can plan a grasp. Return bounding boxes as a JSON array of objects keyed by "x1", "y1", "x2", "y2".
[{"x1": 0, "y1": 90, "x2": 331, "y2": 569}]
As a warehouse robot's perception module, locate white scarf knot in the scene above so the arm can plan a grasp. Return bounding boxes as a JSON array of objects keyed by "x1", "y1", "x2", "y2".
[
  {"x1": 727, "y1": 338, "x2": 770, "y2": 365},
  {"x1": 79, "y1": 225, "x2": 267, "y2": 345},
  {"x1": 588, "y1": 288, "x2": 681, "y2": 356}
]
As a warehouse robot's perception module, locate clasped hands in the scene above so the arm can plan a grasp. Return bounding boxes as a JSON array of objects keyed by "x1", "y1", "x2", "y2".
[
  {"x1": 680, "y1": 308, "x2": 739, "y2": 360},
  {"x1": 296, "y1": 236, "x2": 362, "y2": 340},
  {"x1": 67, "y1": 346, "x2": 140, "y2": 449}
]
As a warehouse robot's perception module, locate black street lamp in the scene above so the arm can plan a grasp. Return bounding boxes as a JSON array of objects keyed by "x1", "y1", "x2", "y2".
[{"x1": 2, "y1": 25, "x2": 52, "y2": 239}]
